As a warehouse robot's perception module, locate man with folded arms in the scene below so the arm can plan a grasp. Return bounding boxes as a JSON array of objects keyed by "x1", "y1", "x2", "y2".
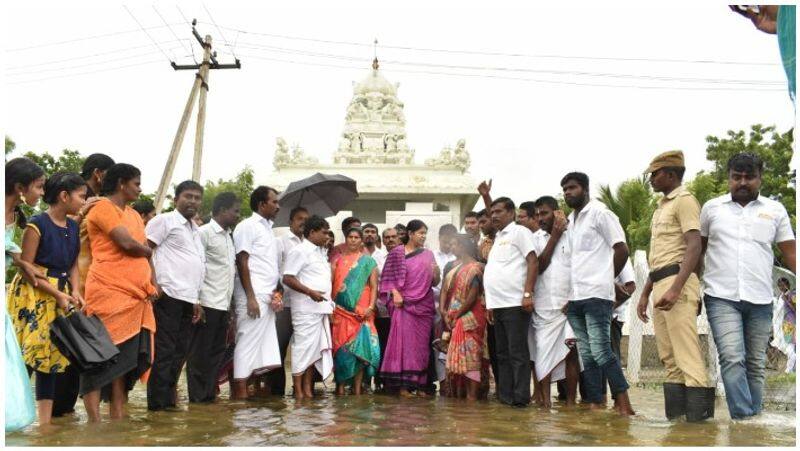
[{"x1": 282, "y1": 215, "x2": 334, "y2": 400}]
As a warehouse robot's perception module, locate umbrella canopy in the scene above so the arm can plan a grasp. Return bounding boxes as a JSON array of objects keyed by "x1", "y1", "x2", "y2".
[{"x1": 273, "y1": 173, "x2": 358, "y2": 227}]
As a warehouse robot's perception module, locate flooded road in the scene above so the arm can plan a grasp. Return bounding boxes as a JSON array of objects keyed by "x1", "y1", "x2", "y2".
[{"x1": 6, "y1": 384, "x2": 795, "y2": 446}]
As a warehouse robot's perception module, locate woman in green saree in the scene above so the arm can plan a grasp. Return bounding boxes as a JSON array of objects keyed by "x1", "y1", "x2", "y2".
[{"x1": 331, "y1": 227, "x2": 380, "y2": 395}]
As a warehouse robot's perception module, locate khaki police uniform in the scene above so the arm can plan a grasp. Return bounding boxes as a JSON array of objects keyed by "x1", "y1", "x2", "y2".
[{"x1": 646, "y1": 151, "x2": 708, "y2": 388}]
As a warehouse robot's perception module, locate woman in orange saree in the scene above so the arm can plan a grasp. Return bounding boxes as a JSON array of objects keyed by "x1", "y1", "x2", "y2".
[
  {"x1": 441, "y1": 234, "x2": 489, "y2": 401},
  {"x1": 80, "y1": 164, "x2": 157, "y2": 422},
  {"x1": 331, "y1": 227, "x2": 380, "y2": 395}
]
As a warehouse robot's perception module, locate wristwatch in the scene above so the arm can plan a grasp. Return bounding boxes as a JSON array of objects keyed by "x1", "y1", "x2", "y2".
[{"x1": 523, "y1": 292, "x2": 532, "y2": 299}]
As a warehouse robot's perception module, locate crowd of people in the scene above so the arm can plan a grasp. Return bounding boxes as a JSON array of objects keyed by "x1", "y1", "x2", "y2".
[{"x1": 3, "y1": 149, "x2": 795, "y2": 429}]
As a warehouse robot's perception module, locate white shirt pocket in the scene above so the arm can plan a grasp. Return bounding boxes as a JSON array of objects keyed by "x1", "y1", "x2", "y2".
[
  {"x1": 491, "y1": 241, "x2": 514, "y2": 262},
  {"x1": 579, "y1": 232, "x2": 596, "y2": 252},
  {"x1": 749, "y1": 216, "x2": 776, "y2": 244}
]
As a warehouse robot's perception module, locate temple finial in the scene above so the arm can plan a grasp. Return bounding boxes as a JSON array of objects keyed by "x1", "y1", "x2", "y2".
[{"x1": 372, "y1": 38, "x2": 379, "y2": 70}]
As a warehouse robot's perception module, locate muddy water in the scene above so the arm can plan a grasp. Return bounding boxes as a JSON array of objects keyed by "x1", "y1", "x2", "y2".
[{"x1": 5, "y1": 384, "x2": 795, "y2": 446}]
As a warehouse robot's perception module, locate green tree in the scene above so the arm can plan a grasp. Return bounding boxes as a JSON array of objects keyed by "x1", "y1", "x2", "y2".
[
  {"x1": 687, "y1": 124, "x2": 795, "y2": 227},
  {"x1": 200, "y1": 166, "x2": 255, "y2": 219},
  {"x1": 597, "y1": 177, "x2": 658, "y2": 252},
  {"x1": 5, "y1": 135, "x2": 16, "y2": 157},
  {"x1": 23, "y1": 149, "x2": 85, "y2": 175}
]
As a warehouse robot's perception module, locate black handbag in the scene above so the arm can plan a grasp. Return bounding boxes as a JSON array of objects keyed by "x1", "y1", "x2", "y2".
[{"x1": 49, "y1": 310, "x2": 120, "y2": 372}]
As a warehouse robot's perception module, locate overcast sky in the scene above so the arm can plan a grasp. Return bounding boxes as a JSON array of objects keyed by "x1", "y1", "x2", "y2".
[{"x1": 3, "y1": 0, "x2": 794, "y2": 210}]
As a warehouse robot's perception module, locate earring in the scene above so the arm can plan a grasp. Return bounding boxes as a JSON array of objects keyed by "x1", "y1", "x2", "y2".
[{"x1": 19, "y1": 192, "x2": 27, "y2": 205}]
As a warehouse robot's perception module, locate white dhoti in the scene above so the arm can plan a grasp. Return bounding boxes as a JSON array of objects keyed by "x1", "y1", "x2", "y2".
[
  {"x1": 532, "y1": 308, "x2": 575, "y2": 382},
  {"x1": 233, "y1": 296, "x2": 282, "y2": 380},
  {"x1": 290, "y1": 312, "x2": 333, "y2": 379}
]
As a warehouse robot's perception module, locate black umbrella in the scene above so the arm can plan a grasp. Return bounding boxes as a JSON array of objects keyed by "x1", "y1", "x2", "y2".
[{"x1": 273, "y1": 173, "x2": 358, "y2": 227}]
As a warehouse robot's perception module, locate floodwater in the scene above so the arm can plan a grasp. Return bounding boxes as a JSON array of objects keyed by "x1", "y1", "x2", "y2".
[{"x1": 5, "y1": 383, "x2": 796, "y2": 447}]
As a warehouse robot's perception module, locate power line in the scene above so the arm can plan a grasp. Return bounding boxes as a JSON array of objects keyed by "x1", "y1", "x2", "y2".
[
  {"x1": 234, "y1": 43, "x2": 785, "y2": 86},
  {"x1": 7, "y1": 41, "x2": 187, "y2": 70},
  {"x1": 237, "y1": 52, "x2": 785, "y2": 92},
  {"x1": 153, "y1": 4, "x2": 192, "y2": 58},
  {"x1": 203, "y1": 3, "x2": 236, "y2": 58},
  {"x1": 175, "y1": 5, "x2": 199, "y2": 64},
  {"x1": 213, "y1": 23, "x2": 779, "y2": 67},
  {"x1": 123, "y1": 4, "x2": 173, "y2": 63},
  {"x1": 6, "y1": 23, "x2": 183, "y2": 52},
  {"x1": 7, "y1": 59, "x2": 165, "y2": 85},
  {"x1": 6, "y1": 47, "x2": 184, "y2": 77}
]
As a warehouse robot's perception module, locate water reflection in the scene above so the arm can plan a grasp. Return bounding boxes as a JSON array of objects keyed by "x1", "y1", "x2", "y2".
[{"x1": 5, "y1": 386, "x2": 794, "y2": 446}]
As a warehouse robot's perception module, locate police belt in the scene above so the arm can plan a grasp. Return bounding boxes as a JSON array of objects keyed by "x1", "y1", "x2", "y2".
[{"x1": 649, "y1": 263, "x2": 681, "y2": 284}]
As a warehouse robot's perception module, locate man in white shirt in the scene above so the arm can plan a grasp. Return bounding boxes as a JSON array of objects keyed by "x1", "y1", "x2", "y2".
[
  {"x1": 561, "y1": 172, "x2": 635, "y2": 416},
  {"x1": 484, "y1": 197, "x2": 538, "y2": 407},
  {"x1": 145, "y1": 180, "x2": 206, "y2": 411},
  {"x1": 530, "y1": 196, "x2": 579, "y2": 408},
  {"x1": 432, "y1": 223, "x2": 457, "y2": 384},
  {"x1": 363, "y1": 223, "x2": 387, "y2": 274},
  {"x1": 282, "y1": 215, "x2": 334, "y2": 400},
  {"x1": 186, "y1": 192, "x2": 240, "y2": 403},
  {"x1": 374, "y1": 227, "x2": 399, "y2": 393},
  {"x1": 700, "y1": 153, "x2": 796, "y2": 419},
  {"x1": 271, "y1": 206, "x2": 309, "y2": 396},
  {"x1": 231, "y1": 186, "x2": 284, "y2": 400}
]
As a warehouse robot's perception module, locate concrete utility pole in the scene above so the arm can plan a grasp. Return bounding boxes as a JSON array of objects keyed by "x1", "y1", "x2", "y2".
[{"x1": 154, "y1": 20, "x2": 241, "y2": 212}]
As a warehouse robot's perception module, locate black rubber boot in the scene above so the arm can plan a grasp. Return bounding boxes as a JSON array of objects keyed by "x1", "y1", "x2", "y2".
[
  {"x1": 685, "y1": 387, "x2": 716, "y2": 422},
  {"x1": 663, "y1": 382, "x2": 687, "y2": 420}
]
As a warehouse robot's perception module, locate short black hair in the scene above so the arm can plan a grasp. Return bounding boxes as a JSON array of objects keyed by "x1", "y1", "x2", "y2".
[
  {"x1": 560, "y1": 172, "x2": 589, "y2": 190},
  {"x1": 302, "y1": 215, "x2": 329, "y2": 238},
  {"x1": 249, "y1": 186, "x2": 278, "y2": 212},
  {"x1": 341, "y1": 216, "x2": 361, "y2": 231},
  {"x1": 533, "y1": 196, "x2": 559, "y2": 211},
  {"x1": 80, "y1": 153, "x2": 115, "y2": 180},
  {"x1": 660, "y1": 166, "x2": 686, "y2": 181},
  {"x1": 43, "y1": 172, "x2": 86, "y2": 205},
  {"x1": 727, "y1": 152, "x2": 764, "y2": 175},
  {"x1": 464, "y1": 211, "x2": 479, "y2": 220},
  {"x1": 289, "y1": 206, "x2": 309, "y2": 221},
  {"x1": 212, "y1": 192, "x2": 238, "y2": 215},
  {"x1": 132, "y1": 199, "x2": 155, "y2": 216},
  {"x1": 519, "y1": 201, "x2": 536, "y2": 218},
  {"x1": 477, "y1": 209, "x2": 488, "y2": 218},
  {"x1": 175, "y1": 180, "x2": 204, "y2": 199},
  {"x1": 362, "y1": 223, "x2": 378, "y2": 233},
  {"x1": 490, "y1": 196, "x2": 515, "y2": 213},
  {"x1": 439, "y1": 223, "x2": 458, "y2": 236},
  {"x1": 394, "y1": 223, "x2": 407, "y2": 232},
  {"x1": 100, "y1": 163, "x2": 141, "y2": 196}
]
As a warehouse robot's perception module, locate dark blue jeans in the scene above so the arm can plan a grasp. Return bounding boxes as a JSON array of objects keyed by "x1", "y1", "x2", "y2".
[
  {"x1": 704, "y1": 295, "x2": 772, "y2": 419},
  {"x1": 567, "y1": 298, "x2": 629, "y2": 403}
]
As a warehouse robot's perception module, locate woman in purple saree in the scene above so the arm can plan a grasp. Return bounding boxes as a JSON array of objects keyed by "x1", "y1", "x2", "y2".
[{"x1": 378, "y1": 220, "x2": 441, "y2": 397}]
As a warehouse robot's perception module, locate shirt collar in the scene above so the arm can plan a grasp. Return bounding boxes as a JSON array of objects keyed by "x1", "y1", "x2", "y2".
[
  {"x1": 497, "y1": 221, "x2": 516, "y2": 235},
  {"x1": 664, "y1": 184, "x2": 687, "y2": 201},
  {"x1": 722, "y1": 193, "x2": 764, "y2": 206},
  {"x1": 252, "y1": 212, "x2": 273, "y2": 228},
  {"x1": 209, "y1": 218, "x2": 226, "y2": 233},
  {"x1": 568, "y1": 199, "x2": 598, "y2": 222},
  {"x1": 172, "y1": 210, "x2": 195, "y2": 229}
]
